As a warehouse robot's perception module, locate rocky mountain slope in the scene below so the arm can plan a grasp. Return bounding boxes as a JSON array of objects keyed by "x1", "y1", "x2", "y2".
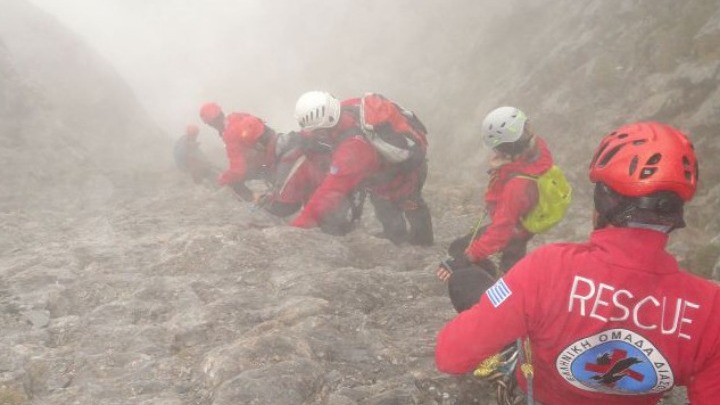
[{"x1": 0, "y1": 0, "x2": 718, "y2": 404}]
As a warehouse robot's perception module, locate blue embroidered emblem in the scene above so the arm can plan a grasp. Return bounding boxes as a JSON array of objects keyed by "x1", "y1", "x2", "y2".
[{"x1": 556, "y1": 329, "x2": 674, "y2": 395}]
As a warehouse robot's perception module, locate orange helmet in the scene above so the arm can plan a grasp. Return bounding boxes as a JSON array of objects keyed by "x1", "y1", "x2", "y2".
[
  {"x1": 224, "y1": 113, "x2": 266, "y2": 146},
  {"x1": 199, "y1": 102, "x2": 224, "y2": 124},
  {"x1": 186, "y1": 124, "x2": 199, "y2": 137},
  {"x1": 589, "y1": 121, "x2": 698, "y2": 202}
]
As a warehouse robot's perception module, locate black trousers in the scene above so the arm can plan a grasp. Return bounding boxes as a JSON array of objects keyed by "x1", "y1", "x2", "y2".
[
  {"x1": 448, "y1": 225, "x2": 532, "y2": 275},
  {"x1": 369, "y1": 164, "x2": 433, "y2": 246}
]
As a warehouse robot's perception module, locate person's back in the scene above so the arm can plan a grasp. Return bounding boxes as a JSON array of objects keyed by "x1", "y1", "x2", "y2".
[
  {"x1": 173, "y1": 124, "x2": 217, "y2": 184},
  {"x1": 435, "y1": 121, "x2": 720, "y2": 404},
  {"x1": 173, "y1": 133, "x2": 192, "y2": 171},
  {"x1": 490, "y1": 230, "x2": 720, "y2": 404},
  {"x1": 219, "y1": 112, "x2": 274, "y2": 184}
]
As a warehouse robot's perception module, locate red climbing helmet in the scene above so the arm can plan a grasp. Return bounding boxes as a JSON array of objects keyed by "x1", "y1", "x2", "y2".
[
  {"x1": 199, "y1": 102, "x2": 223, "y2": 124},
  {"x1": 186, "y1": 124, "x2": 199, "y2": 137},
  {"x1": 589, "y1": 121, "x2": 698, "y2": 202}
]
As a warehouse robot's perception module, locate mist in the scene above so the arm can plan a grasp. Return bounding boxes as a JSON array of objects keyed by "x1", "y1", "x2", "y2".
[
  {"x1": 27, "y1": 0, "x2": 510, "y2": 138},
  {"x1": 2, "y1": 1, "x2": 719, "y2": 403}
]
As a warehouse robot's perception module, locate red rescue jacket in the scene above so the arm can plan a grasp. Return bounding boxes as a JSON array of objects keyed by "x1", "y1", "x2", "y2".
[
  {"x1": 290, "y1": 98, "x2": 424, "y2": 228},
  {"x1": 437, "y1": 227, "x2": 720, "y2": 405},
  {"x1": 465, "y1": 136, "x2": 553, "y2": 261},
  {"x1": 269, "y1": 144, "x2": 330, "y2": 206},
  {"x1": 218, "y1": 113, "x2": 273, "y2": 186}
]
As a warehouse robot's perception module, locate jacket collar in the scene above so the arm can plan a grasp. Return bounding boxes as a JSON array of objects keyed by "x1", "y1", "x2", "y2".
[
  {"x1": 492, "y1": 136, "x2": 554, "y2": 180},
  {"x1": 589, "y1": 227, "x2": 679, "y2": 274}
]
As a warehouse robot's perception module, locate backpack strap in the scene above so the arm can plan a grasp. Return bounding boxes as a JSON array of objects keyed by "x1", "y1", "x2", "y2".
[
  {"x1": 512, "y1": 173, "x2": 538, "y2": 181},
  {"x1": 335, "y1": 104, "x2": 365, "y2": 143}
]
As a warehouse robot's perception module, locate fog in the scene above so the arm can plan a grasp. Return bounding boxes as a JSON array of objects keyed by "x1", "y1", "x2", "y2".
[
  {"x1": 27, "y1": 0, "x2": 508, "y2": 138},
  {"x1": 2, "y1": 1, "x2": 719, "y2": 403}
]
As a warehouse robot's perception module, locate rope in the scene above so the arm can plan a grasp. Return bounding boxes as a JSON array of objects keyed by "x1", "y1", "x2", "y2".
[
  {"x1": 466, "y1": 211, "x2": 488, "y2": 249},
  {"x1": 517, "y1": 338, "x2": 534, "y2": 405}
]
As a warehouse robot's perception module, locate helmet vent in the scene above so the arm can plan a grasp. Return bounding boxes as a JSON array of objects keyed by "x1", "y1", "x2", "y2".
[
  {"x1": 597, "y1": 144, "x2": 625, "y2": 168},
  {"x1": 628, "y1": 156, "x2": 638, "y2": 176},
  {"x1": 683, "y1": 156, "x2": 693, "y2": 181},
  {"x1": 590, "y1": 140, "x2": 611, "y2": 167},
  {"x1": 640, "y1": 167, "x2": 657, "y2": 179},
  {"x1": 646, "y1": 153, "x2": 662, "y2": 165},
  {"x1": 632, "y1": 139, "x2": 647, "y2": 146},
  {"x1": 617, "y1": 132, "x2": 629, "y2": 139}
]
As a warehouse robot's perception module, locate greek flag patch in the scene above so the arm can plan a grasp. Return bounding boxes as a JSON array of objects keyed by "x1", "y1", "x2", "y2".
[{"x1": 486, "y1": 278, "x2": 512, "y2": 308}]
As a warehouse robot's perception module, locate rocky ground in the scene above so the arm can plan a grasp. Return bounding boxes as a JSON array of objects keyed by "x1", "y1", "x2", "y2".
[
  {"x1": 0, "y1": 168, "x2": 694, "y2": 405},
  {"x1": 2, "y1": 0, "x2": 719, "y2": 403}
]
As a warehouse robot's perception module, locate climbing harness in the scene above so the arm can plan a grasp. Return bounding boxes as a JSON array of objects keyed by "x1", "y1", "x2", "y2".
[{"x1": 473, "y1": 338, "x2": 534, "y2": 405}]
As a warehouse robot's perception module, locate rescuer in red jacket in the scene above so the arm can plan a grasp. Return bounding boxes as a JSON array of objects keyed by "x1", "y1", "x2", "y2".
[
  {"x1": 437, "y1": 106, "x2": 553, "y2": 281},
  {"x1": 198, "y1": 102, "x2": 324, "y2": 219},
  {"x1": 435, "y1": 121, "x2": 720, "y2": 405},
  {"x1": 289, "y1": 91, "x2": 433, "y2": 246},
  {"x1": 199, "y1": 102, "x2": 279, "y2": 201},
  {"x1": 199, "y1": 102, "x2": 226, "y2": 139}
]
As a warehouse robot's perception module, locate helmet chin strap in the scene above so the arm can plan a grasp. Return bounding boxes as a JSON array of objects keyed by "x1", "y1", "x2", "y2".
[
  {"x1": 594, "y1": 183, "x2": 685, "y2": 232},
  {"x1": 626, "y1": 222, "x2": 673, "y2": 233}
]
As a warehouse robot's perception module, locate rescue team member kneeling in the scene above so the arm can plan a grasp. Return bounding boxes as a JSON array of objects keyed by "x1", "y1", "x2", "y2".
[
  {"x1": 199, "y1": 102, "x2": 274, "y2": 201},
  {"x1": 199, "y1": 102, "x2": 323, "y2": 218},
  {"x1": 290, "y1": 91, "x2": 434, "y2": 246},
  {"x1": 435, "y1": 122, "x2": 720, "y2": 405}
]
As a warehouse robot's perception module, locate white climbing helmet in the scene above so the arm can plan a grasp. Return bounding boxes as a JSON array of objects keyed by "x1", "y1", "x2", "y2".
[
  {"x1": 481, "y1": 106, "x2": 528, "y2": 149},
  {"x1": 294, "y1": 91, "x2": 342, "y2": 130}
]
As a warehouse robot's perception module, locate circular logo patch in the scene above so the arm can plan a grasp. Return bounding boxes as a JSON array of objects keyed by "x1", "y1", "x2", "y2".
[{"x1": 556, "y1": 328, "x2": 674, "y2": 395}]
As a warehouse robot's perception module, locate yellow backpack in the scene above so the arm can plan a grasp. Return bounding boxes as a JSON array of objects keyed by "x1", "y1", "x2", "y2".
[{"x1": 517, "y1": 165, "x2": 572, "y2": 234}]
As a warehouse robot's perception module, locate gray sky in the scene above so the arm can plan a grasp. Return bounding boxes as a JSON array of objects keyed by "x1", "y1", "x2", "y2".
[
  {"x1": 27, "y1": 0, "x2": 298, "y2": 134},
  {"x1": 25, "y1": 1, "x2": 506, "y2": 140}
]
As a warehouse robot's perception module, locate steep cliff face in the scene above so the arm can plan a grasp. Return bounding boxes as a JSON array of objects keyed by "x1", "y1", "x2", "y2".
[
  {"x1": 430, "y1": 0, "x2": 720, "y2": 277},
  {"x1": 0, "y1": 0, "x2": 170, "y2": 212}
]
